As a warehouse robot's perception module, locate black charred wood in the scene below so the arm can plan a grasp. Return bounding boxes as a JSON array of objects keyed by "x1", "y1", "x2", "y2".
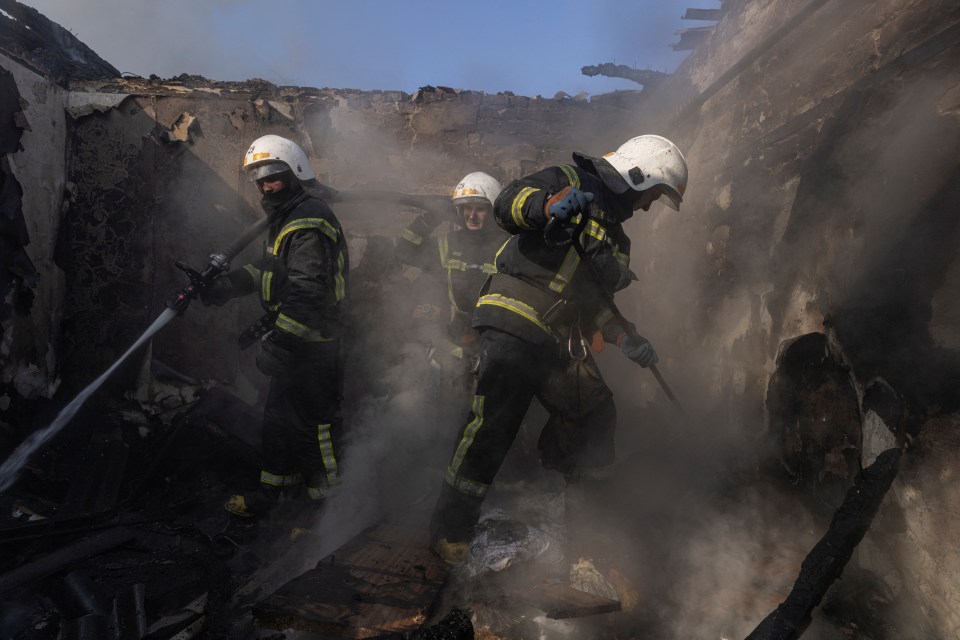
[
  {"x1": 0, "y1": 528, "x2": 134, "y2": 596},
  {"x1": 58, "y1": 614, "x2": 110, "y2": 640},
  {"x1": 60, "y1": 436, "x2": 130, "y2": 516},
  {"x1": 45, "y1": 569, "x2": 109, "y2": 618},
  {"x1": 744, "y1": 448, "x2": 902, "y2": 640},
  {"x1": 682, "y1": 8, "x2": 723, "y2": 21},
  {"x1": 580, "y1": 64, "x2": 669, "y2": 89},
  {"x1": 109, "y1": 582, "x2": 147, "y2": 640}
]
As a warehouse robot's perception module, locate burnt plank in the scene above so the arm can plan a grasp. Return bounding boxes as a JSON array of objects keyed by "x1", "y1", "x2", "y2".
[
  {"x1": 519, "y1": 582, "x2": 621, "y2": 620},
  {"x1": 745, "y1": 448, "x2": 902, "y2": 640},
  {"x1": 0, "y1": 528, "x2": 134, "y2": 596},
  {"x1": 682, "y1": 8, "x2": 723, "y2": 21},
  {"x1": 253, "y1": 521, "x2": 448, "y2": 638}
]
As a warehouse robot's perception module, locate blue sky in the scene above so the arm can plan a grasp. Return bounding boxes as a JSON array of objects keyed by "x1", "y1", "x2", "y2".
[{"x1": 24, "y1": 0, "x2": 719, "y2": 97}]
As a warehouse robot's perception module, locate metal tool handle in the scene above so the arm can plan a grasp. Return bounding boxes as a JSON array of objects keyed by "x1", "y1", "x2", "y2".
[{"x1": 565, "y1": 231, "x2": 689, "y2": 418}]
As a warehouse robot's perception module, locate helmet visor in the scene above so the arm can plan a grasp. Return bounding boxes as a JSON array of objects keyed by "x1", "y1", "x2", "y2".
[
  {"x1": 246, "y1": 162, "x2": 289, "y2": 183},
  {"x1": 659, "y1": 184, "x2": 683, "y2": 211}
]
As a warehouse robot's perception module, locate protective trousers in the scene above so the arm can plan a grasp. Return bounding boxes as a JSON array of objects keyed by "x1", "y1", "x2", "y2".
[
  {"x1": 430, "y1": 328, "x2": 616, "y2": 543},
  {"x1": 258, "y1": 341, "x2": 344, "y2": 505}
]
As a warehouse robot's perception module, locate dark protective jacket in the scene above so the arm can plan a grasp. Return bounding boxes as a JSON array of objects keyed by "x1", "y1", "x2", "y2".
[
  {"x1": 231, "y1": 182, "x2": 349, "y2": 352},
  {"x1": 474, "y1": 164, "x2": 634, "y2": 347},
  {"x1": 397, "y1": 214, "x2": 502, "y2": 360}
]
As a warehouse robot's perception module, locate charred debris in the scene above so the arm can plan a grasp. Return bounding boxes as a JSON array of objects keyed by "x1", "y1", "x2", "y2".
[{"x1": 4, "y1": 0, "x2": 960, "y2": 639}]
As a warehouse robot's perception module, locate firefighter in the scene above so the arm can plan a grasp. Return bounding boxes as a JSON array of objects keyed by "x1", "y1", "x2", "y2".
[
  {"x1": 201, "y1": 134, "x2": 349, "y2": 517},
  {"x1": 395, "y1": 172, "x2": 505, "y2": 430},
  {"x1": 429, "y1": 135, "x2": 689, "y2": 564}
]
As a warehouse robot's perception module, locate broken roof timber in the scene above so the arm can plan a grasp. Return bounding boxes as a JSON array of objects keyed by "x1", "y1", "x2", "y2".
[
  {"x1": 682, "y1": 8, "x2": 724, "y2": 21},
  {"x1": 672, "y1": 26, "x2": 715, "y2": 51}
]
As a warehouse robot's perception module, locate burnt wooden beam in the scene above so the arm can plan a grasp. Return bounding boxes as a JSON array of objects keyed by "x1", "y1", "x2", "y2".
[
  {"x1": 0, "y1": 527, "x2": 134, "y2": 596},
  {"x1": 682, "y1": 8, "x2": 724, "y2": 21},
  {"x1": 580, "y1": 64, "x2": 669, "y2": 89},
  {"x1": 744, "y1": 448, "x2": 902, "y2": 640},
  {"x1": 672, "y1": 27, "x2": 714, "y2": 51}
]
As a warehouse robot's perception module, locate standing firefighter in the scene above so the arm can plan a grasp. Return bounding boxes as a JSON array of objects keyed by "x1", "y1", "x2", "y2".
[
  {"x1": 202, "y1": 134, "x2": 349, "y2": 517},
  {"x1": 429, "y1": 135, "x2": 688, "y2": 563},
  {"x1": 396, "y1": 172, "x2": 505, "y2": 426}
]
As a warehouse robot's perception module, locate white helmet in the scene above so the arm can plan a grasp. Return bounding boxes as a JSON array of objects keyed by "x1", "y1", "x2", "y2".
[
  {"x1": 242, "y1": 134, "x2": 316, "y2": 182},
  {"x1": 452, "y1": 171, "x2": 502, "y2": 208},
  {"x1": 573, "y1": 134, "x2": 688, "y2": 211}
]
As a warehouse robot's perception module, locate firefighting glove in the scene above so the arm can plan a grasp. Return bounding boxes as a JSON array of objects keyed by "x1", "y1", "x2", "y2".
[
  {"x1": 256, "y1": 336, "x2": 294, "y2": 377},
  {"x1": 200, "y1": 268, "x2": 251, "y2": 306},
  {"x1": 620, "y1": 334, "x2": 659, "y2": 368},
  {"x1": 545, "y1": 187, "x2": 594, "y2": 222},
  {"x1": 200, "y1": 277, "x2": 235, "y2": 306}
]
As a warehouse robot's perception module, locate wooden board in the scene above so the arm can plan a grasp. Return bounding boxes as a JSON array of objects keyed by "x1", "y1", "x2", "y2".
[{"x1": 253, "y1": 521, "x2": 448, "y2": 638}]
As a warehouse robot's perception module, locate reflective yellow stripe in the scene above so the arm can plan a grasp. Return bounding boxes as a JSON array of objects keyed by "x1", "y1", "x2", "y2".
[
  {"x1": 446, "y1": 395, "x2": 489, "y2": 497},
  {"x1": 494, "y1": 238, "x2": 511, "y2": 261},
  {"x1": 447, "y1": 268, "x2": 458, "y2": 310},
  {"x1": 438, "y1": 235, "x2": 448, "y2": 266},
  {"x1": 274, "y1": 312, "x2": 332, "y2": 342},
  {"x1": 594, "y1": 308, "x2": 614, "y2": 331},
  {"x1": 243, "y1": 264, "x2": 261, "y2": 281},
  {"x1": 476, "y1": 293, "x2": 553, "y2": 335},
  {"x1": 442, "y1": 340, "x2": 465, "y2": 359},
  {"x1": 549, "y1": 246, "x2": 581, "y2": 294},
  {"x1": 401, "y1": 227, "x2": 423, "y2": 246},
  {"x1": 269, "y1": 219, "x2": 346, "y2": 304},
  {"x1": 335, "y1": 252, "x2": 346, "y2": 301},
  {"x1": 614, "y1": 247, "x2": 630, "y2": 267},
  {"x1": 482, "y1": 262, "x2": 497, "y2": 275},
  {"x1": 584, "y1": 219, "x2": 607, "y2": 243},
  {"x1": 261, "y1": 270, "x2": 274, "y2": 302},
  {"x1": 510, "y1": 187, "x2": 539, "y2": 230},
  {"x1": 260, "y1": 470, "x2": 303, "y2": 487},
  {"x1": 307, "y1": 486, "x2": 330, "y2": 500},
  {"x1": 273, "y1": 218, "x2": 339, "y2": 254},
  {"x1": 445, "y1": 468, "x2": 488, "y2": 497},
  {"x1": 560, "y1": 164, "x2": 580, "y2": 189},
  {"x1": 318, "y1": 423, "x2": 340, "y2": 487}
]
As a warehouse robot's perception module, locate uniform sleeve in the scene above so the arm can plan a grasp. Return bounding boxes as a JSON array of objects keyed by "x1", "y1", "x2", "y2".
[
  {"x1": 395, "y1": 200, "x2": 456, "y2": 271},
  {"x1": 493, "y1": 166, "x2": 575, "y2": 233},
  {"x1": 576, "y1": 221, "x2": 638, "y2": 344},
  {"x1": 224, "y1": 265, "x2": 259, "y2": 296},
  {"x1": 271, "y1": 229, "x2": 342, "y2": 348},
  {"x1": 395, "y1": 213, "x2": 439, "y2": 271}
]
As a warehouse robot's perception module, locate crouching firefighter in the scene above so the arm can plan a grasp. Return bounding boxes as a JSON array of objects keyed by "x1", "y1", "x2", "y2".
[
  {"x1": 429, "y1": 135, "x2": 689, "y2": 563},
  {"x1": 201, "y1": 134, "x2": 349, "y2": 518}
]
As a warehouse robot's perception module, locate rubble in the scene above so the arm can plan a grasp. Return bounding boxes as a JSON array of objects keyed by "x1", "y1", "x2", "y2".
[{"x1": 2, "y1": 0, "x2": 960, "y2": 637}]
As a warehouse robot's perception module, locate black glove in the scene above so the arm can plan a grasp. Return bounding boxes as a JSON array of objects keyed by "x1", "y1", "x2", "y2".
[
  {"x1": 200, "y1": 277, "x2": 236, "y2": 306},
  {"x1": 256, "y1": 337, "x2": 295, "y2": 377}
]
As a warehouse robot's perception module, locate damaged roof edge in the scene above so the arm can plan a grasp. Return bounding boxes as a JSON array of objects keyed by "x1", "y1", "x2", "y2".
[{"x1": 66, "y1": 92, "x2": 131, "y2": 119}]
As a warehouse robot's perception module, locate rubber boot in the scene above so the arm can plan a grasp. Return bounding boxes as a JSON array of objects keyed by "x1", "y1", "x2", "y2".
[{"x1": 429, "y1": 483, "x2": 483, "y2": 565}]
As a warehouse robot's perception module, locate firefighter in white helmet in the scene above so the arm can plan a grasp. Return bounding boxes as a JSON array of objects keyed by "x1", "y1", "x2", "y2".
[
  {"x1": 429, "y1": 135, "x2": 689, "y2": 564},
  {"x1": 201, "y1": 134, "x2": 349, "y2": 518},
  {"x1": 394, "y1": 171, "x2": 507, "y2": 434}
]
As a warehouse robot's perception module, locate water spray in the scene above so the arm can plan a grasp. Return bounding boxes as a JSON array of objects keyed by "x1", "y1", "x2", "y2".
[{"x1": 0, "y1": 216, "x2": 271, "y2": 493}]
